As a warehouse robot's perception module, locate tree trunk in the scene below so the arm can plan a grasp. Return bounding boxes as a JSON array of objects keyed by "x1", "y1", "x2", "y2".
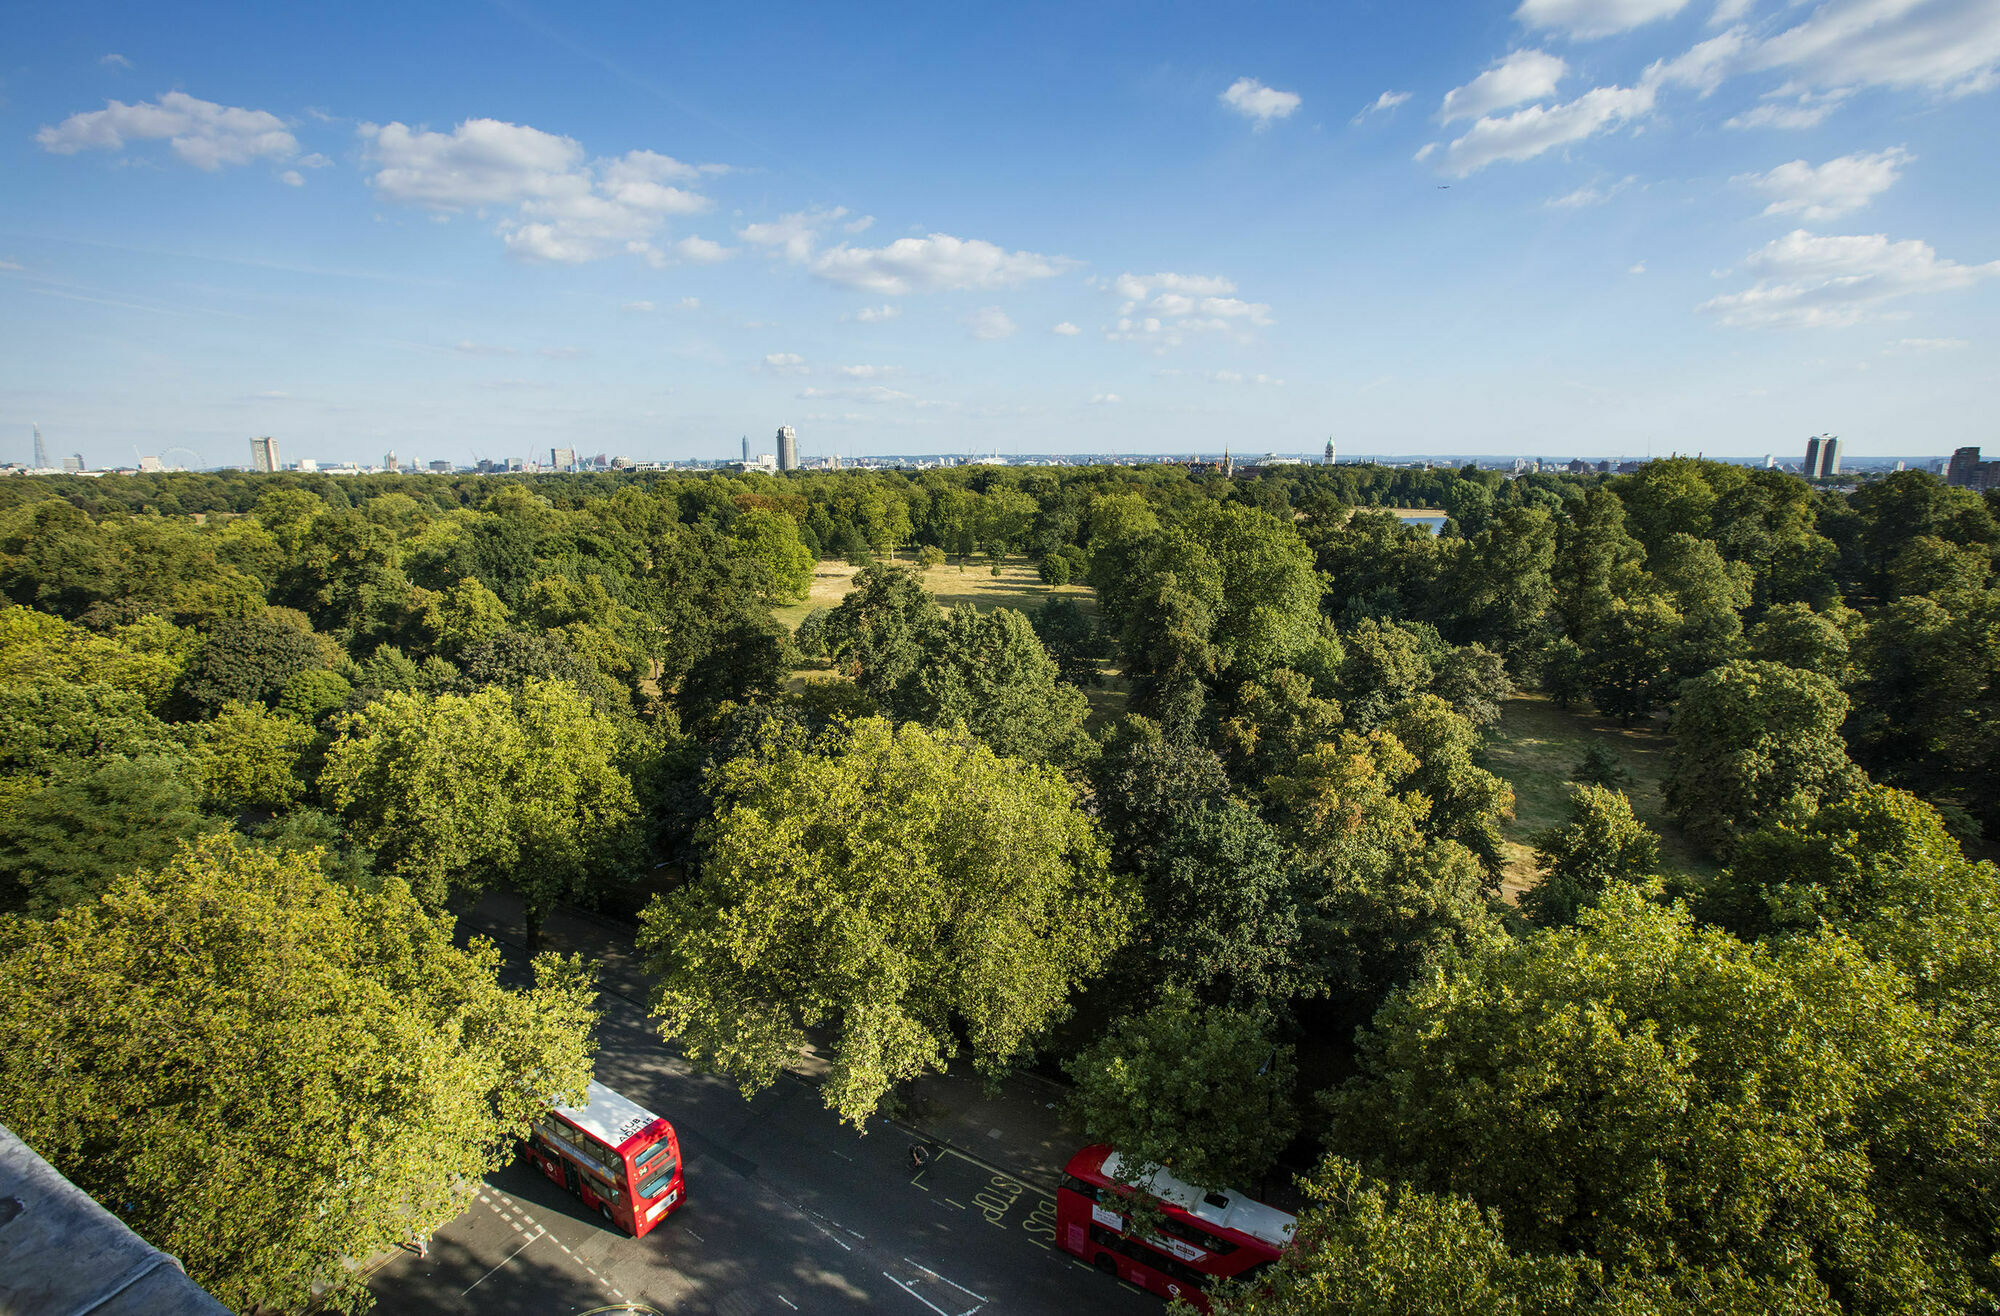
[{"x1": 524, "y1": 899, "x2": 545, "y2": 958}]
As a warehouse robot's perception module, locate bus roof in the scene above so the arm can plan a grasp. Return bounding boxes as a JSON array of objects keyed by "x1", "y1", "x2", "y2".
[
  {"x1": 554, "y1": 1081, "x2": 670, "y2": 1154},
  {"x1": 1092, "y1": 1149, "x2": 1297, "y2": 1250}
]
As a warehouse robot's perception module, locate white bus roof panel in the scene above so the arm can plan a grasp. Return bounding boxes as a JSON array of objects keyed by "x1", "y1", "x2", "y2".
[
  {"x1": 1101, "y1": 1151, "x2": 1298, "y2": 1248},
  {"x1": 555, "y1": 1080, "x2": 668, "y2": 1152}
]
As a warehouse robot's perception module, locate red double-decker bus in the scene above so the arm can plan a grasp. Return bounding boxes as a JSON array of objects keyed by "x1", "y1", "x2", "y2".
[
  {"x1": 522, "y1": 1080, "x2": 684, "y2": 1237},
  {"x1": 1057, "y1": 1145, "x2": 1295, "y2": 1311}
]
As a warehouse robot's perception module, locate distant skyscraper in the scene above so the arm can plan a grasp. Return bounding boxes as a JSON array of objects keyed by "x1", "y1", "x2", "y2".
[
  {"x1": 1818, "y1": 436, "x2": 1841, "y2": 477},
  {"x1": 249, "y1": 436, "x2": 279, "y2": 473},
  {"x1": 551, "y1": 447, "x2": 576, "y2": 471},
  {"x1": 741, "y1": 435, "x2": 751, "y2": 463},
  {"x1": 777, "y1": 425, "x2": 798, "y2": 472},
  {"x1": 32, "y1": 423, "x2": 48, "y2": 471},
  {"x1": 383, "y1": 451, "x2": 399, "y2": 472},
  {"x1": 1325, "y1": 437, "x2": 1336, "y2": 465},
  {"x1": 62, "y1": 454, "x2": 84, "y2": 474},
  {"x1": 1803, "y1": 435, "x2": 1822, "y2": 477},
  {"x1": 1764, "y1": 454, "x2": 1775, "y2": 469}
]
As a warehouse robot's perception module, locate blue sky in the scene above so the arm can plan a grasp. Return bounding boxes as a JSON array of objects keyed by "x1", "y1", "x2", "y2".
[{"x1": 4, "y1": 0, "x2": 1998, "y2": 467}]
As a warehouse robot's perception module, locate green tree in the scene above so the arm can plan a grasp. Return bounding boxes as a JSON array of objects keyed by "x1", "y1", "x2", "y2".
[
  {"x1": 1064, "y1": 989, "x2": 1297, "y2": 1192},
  {"x1": 1665, "y1": 660, "x2": 1865, "y2": 854},
  {"x1": 169, "y1": 613, "x2": 335, "y2": 720},
  {"x1": 730, "y1": 507, "x2": 817, "y2": 602},
  {"x1": 0, "y1": 835, "x2": 597, "y2": 1314},
  {"x1": 0, "y1": 755, "x2": 214, "y2": 916},
  {"x1": 900, "y1": 606, "x2": 1091, "y2": 762},
  {"x1": 1520, "y1": 785, "x2": 1660, "y2": 927},
  {"x1": 1327, "y1": 887, "x2": 1998, "y2": 1311},
  {"x1": 1583, "y1": 596, "x2": 1681, "y2": 725},
  {"x1": 1029, "y1": 594, "x2": 1102, "y2": 687},
  {"x1": 320, "y1": 680, "x2": 638, "y2": 952},
  {"x1": 1037, "y1": 553, "x2": 1073, "y2": 587},
  {"x1": 179, "y1": 699, "x2": 313, "y2": 812},
  {"x1": 1744, "y1": 602, "x2": 1850, "y2": 681},
  {"x1": 641, "y1": 717, "x2": 1130, "y2": 1124}
]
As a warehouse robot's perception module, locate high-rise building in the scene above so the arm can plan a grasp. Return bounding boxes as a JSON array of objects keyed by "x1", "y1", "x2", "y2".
[
  {"x1": 1803, "y1": 435, "x2": 1821, "y2": 476},
  {"x1": 384, "y1": 451, "x2": 399, "y2": 473},
  {"x1": 1947, "y1": 447, "x2": 2000, "y2": 491},
  {"x1": 1324, "y1": 437, "x2": 1336, "y2": 465},
  {"x1": 741, "y1": 435, "x2": 751, "y2": 463},
  {"x1": 551, "y1": 447, "x2": 576, "y2": 471},
  {"x1": 1818, "y1": 436, "x2": 1841, "y2": 478},
  {"x1": 138, "y1": 455, "x2": 164, "y2": 473},
  {"x1": 777, "y1": 425, "x2": 798, "y2": 472},
  {"x1": 249, "y1": 436, "x2": 279, "y2": 473},
  {"x1": 62, "y1": 454, "x2": 84, "y2": 474},
  {"x1": 32, "y1": 424, "x2": 48, "y2": 471}
]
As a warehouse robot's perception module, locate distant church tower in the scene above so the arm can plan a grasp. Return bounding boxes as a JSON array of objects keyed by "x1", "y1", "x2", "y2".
[
  {"x1": 1325, "y1": 437, "x2": 1336, "y2": 465},
  {"x1": 1223, "y1": 447, "x2": 1234, "y2": 478}
]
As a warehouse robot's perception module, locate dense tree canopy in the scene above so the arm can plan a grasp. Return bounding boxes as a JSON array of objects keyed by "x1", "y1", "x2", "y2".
[{"x1": 0, "y1": 836, "x2": 598, "y2": 1314}]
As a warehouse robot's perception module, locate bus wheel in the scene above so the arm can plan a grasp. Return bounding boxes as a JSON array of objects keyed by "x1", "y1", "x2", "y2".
[
  {"x1": 600, "y1": 1202, "x2": 614, "y2": 1224},
  {"x1": 1093, "y1": 1252, "x2": 1117, "y2": 1276}
]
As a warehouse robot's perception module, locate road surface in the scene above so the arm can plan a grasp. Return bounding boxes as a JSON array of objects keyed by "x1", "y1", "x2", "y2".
[{"x1": 368, "y1": 938, "x2": 1158, "y2": 1316}]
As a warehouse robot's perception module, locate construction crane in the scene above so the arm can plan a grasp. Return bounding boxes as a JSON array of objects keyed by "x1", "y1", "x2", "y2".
[{"x1": 32, "y1": 423, "x2": 48, "y2": 471}]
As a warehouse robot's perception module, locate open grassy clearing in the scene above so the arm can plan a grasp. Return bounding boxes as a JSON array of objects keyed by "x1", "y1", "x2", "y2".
[
  {"x1": 1481, "y1": 693, "x2": 1713, "y2": 901},
  {"x1": 776, "y1": 555, "x2": 1133, "y2": 726}
]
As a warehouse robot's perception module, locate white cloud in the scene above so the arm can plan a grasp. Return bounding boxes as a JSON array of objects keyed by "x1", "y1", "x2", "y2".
[
  {"x1": 298, "y1": 152, "x2": 332, "y2": 169},
  {"x1": 797, "y1": 384, "x2": 939, "y2": 406},
  {"x1": 1711, "y1": 0, "x2": 1756, "y2": 23},
  {"x1": 100, "y1": 53, "x2": 133, "y2": 69},
  {"x1": 838, "y1": 364, "x2": 902, "y2": 378},
  {"x1": 0, "y1": 261, "x2": 21, "y2": 272},
  {"x1": 1090, "y1": 393, "x2": 1123, "y2": 405},
  {"x1": 679, "y1": 296, "x2": 701, "y2": 309},
  {"x1": 1439, "y1": 30, "x2": 1743, "y2": 174},
  {"x1": 1699, "y1": 228, "x2": 2000, "y2": 328},
  {"x1": 1220, "y1": 77, "x2": 1303, "y2": 125},
  {"x1": 1052, "y1": 321, "x2": 1082, "y2": 335},
  {"x1": 844, "y1": 214, "x2": 875, "y2": 233},
  {"x1": 453, "y1": 341, "x2": 515, "y2": 356},
  {"x1": 1516, "y1": 0, "x2": 1692, "y2": 38},
  {"x1": 1727, "y1": 85, "x2": 1852, "y2": 129},
  {"x1": 279, "y1": 170, "x2": 304, "y2": 187},
  {"x1": 1158, "y1": 368, "x2": 1286, "y2": 385},
  {"x1": 1753, "y1": 0, "x2": 2000, "y2": 96},
  {"x1": 762, "y1": 352, "x2": 810, "y2": 376},
  {"x1": 1547, "y1": 174, "x2": 1636, "y2": 206},
  {"x1": 1739, "y1": 147, "x2": 1910, "y2": 220},
  {"x1": 1354, "y1": 90, "x2": 1412, "y2": 122},
  {"x1": 1101, "y1": 272, "x2": 1273, "y2": 348},
  {"x1": 673, "y1": 235, "x2": 731, "y2": 263},
  {"x1": 964, "y1": 306, "x2": 1018, "y2": 340},
  {"x1": 846, "y1": 304, "x2": 901, "y2": 322},
  {"x1": 38, "y1": 91, "x2": 298, "y2": 170},
  {"x1": 810, "y1": 234, "x2": 1071, "y2": 295},
  {"x1": 1631, "y1": 261, "x2": 1649, "y2": 273},
  {"x1": 359, "y1": 118, "x2": 721, "y2": 264},
  {"x1": 738, "y1": 206, "x2": 851, "y2": 262},
  {"x1": 1886, "y1": 336, "x2": 1969, "y2": 351},
  {"x1": 1439, "y1": 50, "x2": 1568, "y2": 123},
  {"x1": 622, "y1": 300, "x2": 655, "y2": 312}
]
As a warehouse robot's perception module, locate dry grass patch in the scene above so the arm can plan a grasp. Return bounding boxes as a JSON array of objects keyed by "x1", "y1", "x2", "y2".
[{"x1": 1481, "y1": 693, "x2": 1710, "y2": 902}]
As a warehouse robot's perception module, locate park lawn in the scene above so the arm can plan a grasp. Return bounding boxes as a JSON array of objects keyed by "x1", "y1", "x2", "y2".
[
  {"x1": 1481, "y1": 693, "x2": 1712, "y2": 901},
  {"x1": 775, "y1": 555, "x2": 1132, "y2": 726}
]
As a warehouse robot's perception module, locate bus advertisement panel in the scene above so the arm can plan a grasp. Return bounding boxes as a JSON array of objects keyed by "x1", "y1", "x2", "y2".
[
  {"x1": 522, "y1": 1080, "x2": 684, "y2": 1238},
  {"x1": 1056, "y1": 1145, "x2": 1295, "y2": 1312}
]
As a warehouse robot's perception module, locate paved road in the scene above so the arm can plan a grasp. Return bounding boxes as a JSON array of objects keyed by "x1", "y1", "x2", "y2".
[{"x1": 368, "y1": 938, "x2": 1158, "y2": 1316}]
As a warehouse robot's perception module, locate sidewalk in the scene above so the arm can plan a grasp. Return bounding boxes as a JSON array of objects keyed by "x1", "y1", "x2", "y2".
[{"x1": 459, "y1": 893, "x2": 1083, "y2": 1190}]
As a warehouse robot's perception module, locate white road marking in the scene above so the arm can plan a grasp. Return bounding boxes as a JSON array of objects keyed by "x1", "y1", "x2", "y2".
[
  {"x1": 883, "y1": 1272, "x2": 955, "y2": 1316},
  {"x1": 777, "y1": 1297, "x2": 799, "y2": 1310},
  {"x1": 461, "y1": 1232, "x2": 540, "y2": 1295},
  {"x1": 902, "y1": 1259, "x2": 989, "y2": 1302}
]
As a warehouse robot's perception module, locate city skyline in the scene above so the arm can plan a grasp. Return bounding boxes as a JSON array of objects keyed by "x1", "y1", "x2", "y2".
[{"x1": 4, "y1": 0, "x2": 1998, "y2": 466}]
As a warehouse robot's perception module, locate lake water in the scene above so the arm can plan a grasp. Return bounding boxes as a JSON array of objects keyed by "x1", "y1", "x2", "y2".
[{"x1": 1396, "y1": 513, "x2": 1447, "y2": 535}]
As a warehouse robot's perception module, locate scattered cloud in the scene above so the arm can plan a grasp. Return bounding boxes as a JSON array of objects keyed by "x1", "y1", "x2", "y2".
[
  {"x1": 38, "y1": 91, "x2": 298, "y2": 170},
  {"x1": 673, "y1": 234, "x2": 731, "y2": 263},
  {"x1": 1546, "y1": 174, "x2": 1636, "y2": 206},
  {"x1": 738, "y1": 206, "x2": 850, "y2": 262},
  {"x1": 679, "y1": 296, "x2": 700, "y2": 309},
  {"x1": 100, "y1": 53, "x2": 133, "y2": 70},
  {"x1": 1699, "y1": 228, "x2": 2000, "y2": 328},
  {"x1": 0, "y1": 261, "x2": 21, "y2": 272},
  {"x1": 797, "y1": 384, "x2": 947, "y2": 407},
  {"x1": 1515, "y1": 0, "x2": 1692, "y2": 39},
  {"x1": 1220, "y1": 77, "x2": 1302, "y2": 125},
  {"x1": 1630, "y1": 261, "x2": 1648, "y2": 273},
  {"x1": 964, "y1": 306, "x2": 1018, "y2": 340},
  {"x1": 1102, "y1": 272, "x2": 1274, "y2": 347},
  {"x1": 761, "y1": 352, "x2": 810, "y2": 376},
  {"x1": 279, "y1": 170, "x2": 304, "y2": 187},
  {"x1": 837, "y1": 364, "x2": 900, "y2": 378},
  {"x1": 1158, "y1": 368, "x2": 1285, "y2": 385},
  {"x1": 359, "y1": 118, "x2": 722, "y2": 264},
  {"x1": 1886, "y1": 336, "x2": 1969, "y2": 352},
  {"x1": 845, "y1": 304, "x2": 901, "y2": 322},
  {"x1": 810, "y1": 234, "x2": 1072, "y2": 295},
  {"x1": 844, "y1": 214, "x2": 875, "y2": 233},
  {"x1": 1753, "y1": 0, "x2": 2000, "y2": 97},
  {"x1": 1437, "y1": 29, "x2": 1743, "y2": 175},
  {"x1": 622, "y1": 300, "x2": 655, "y2": 312},
  {"x1": 1090, "y1": 393, "x2": 1122, "y2": 405},
  {"x1": 453, "y1": 340, "x2": 515, "y2": 356},
  {"x1": 1439, "y1": 50, "x2": 1568, "y2": 123},
  {"x1": 1354, "y1": 90, "x2": 1412, "y2": 122},
  {"x1": 1739, "y1": 146, "x2": 1910, "y2": 220},
  {"x1": 1052, "y1": 321, "x2": 1082, "y2": 336},
  {"x1": 1727, "y1": 86, "x2": 1852, "y2": 129}
]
